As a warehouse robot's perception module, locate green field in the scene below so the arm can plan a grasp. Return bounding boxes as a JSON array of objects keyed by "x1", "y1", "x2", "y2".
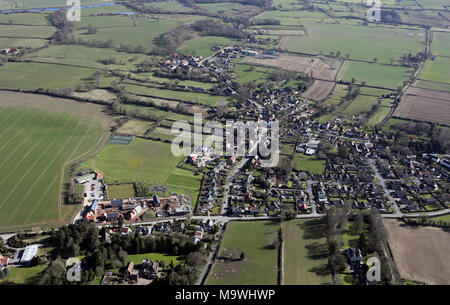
[
  {"x1": 81, "y1": 137, "x2": 201, "y2": 204},
  {"x1": 283, "y1": 219, "x2": 332, "y2": 285},
  {"x1": 338, "y1": 61, "x2": 413, "y2": 89},
  {"x1": 232, "y1": 64, "x2": 275, "y2": 84},
  {"x1": 0, "y1": 62, "x2": 96, "y2": 90},
  {"x1": 0, "y1": 13, "x2": 51, "y2": 25},
  {"x1": 107, "y1": 184, "x2": 135, "y2": 200},
  {"x1": 342, "y1": 95, "x2": 379, "y2": 116},
  {"x1": 178, "y1": 36, "x2": 238, "y2": 58},
  {"x1": 0, "y1": 24, "x2": 55, "y2": 38},
  {"x1": 0, "y1": 264, "x2": 48, "y2": 285},
  {"x1": 75, "y1": 15, "x2": 205, "y2": 51},
  {"x1": 0, "y1": 91, "x2": 109, "y2": 231},
  {"x1": 280, "y1": 22, "x2": 425, "y2": 64},
  {"x1": 432, "y1": 31, "x2": 450, "y2": 57},
  {"x1": 207, "y1": 221, "x2": 279, "y2": 285},
  {"x1": 292, "y1": 154, "x2": 326, "y2": 174},
  {"x1": 418, "y1": 56, "x2": 450, "y2": 84},
  {"x1": 125, "y1": 252, "x2": 184, "y2": 266}
]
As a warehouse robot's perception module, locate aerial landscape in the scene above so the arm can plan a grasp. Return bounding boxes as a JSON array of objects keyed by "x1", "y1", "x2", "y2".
[{"x1": 0, "y1": 0, "x2": 449, "y2": 292}]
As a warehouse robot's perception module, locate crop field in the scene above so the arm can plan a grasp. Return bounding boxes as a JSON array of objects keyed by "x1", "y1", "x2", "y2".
[
  {"x1": 337, "y1": 61, "x2": 413, "y2": 89},
  {"x1": 241, "y1": 55, "x2": 341, "y2": 81},
  {"x1": 418, "y1": 56, "x2": 450, "y2": 84},
  {"x1": 384, "y1": 219, "x2": 450, "y2": 285},
  {"x1": 116, "y1": 119, "x2": 154, "y2": 137},
  {"x1": 81, "y1": 137, "x2": 201, "y2": 204},
  {"x1": 393, "y1": 87, "x2": 450, "y2": 125},
  {"x1": 279, "y1": 22, "x2": 425, "y2": 64},
  {"x1": 0, "y1": 91, "x2": 109, "y2": 232},
  {"x1": 301, "y1": 80, "x2": 335, "y2": 101},
  {"x1": 0, "y1": 62, "x2": 96, "y2": 90},
  {"x1": 412, "y1": 80, "x2": 450, "y2": 92},
  {"x1": 207, "y1": 221, "x2": 279, "y2": 285},
  {"x1": 283, "y1": 219, "x2": 331, "y2": 285}
]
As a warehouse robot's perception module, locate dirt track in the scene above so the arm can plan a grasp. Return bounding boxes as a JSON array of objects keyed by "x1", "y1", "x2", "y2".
[{"x1": 384, "y1": 219, "x2": 450, "y2": 285}]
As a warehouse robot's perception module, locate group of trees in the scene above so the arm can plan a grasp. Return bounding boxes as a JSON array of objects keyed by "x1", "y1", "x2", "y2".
[
  {"x1": 38, "y1": 221, "x2": 206, "y2": 285},
  {"x1": 325, "y1": 207, "x2": 348, "y2": 280}
]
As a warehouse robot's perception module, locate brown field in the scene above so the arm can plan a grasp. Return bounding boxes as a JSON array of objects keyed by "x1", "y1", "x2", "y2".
[
  {"x1": 301, "y1": 80, "x2": 335, "y2": 101},
  {"x1": 384, "y1": 219, "x2": 450, "y2": 285},
  {"x1": 116, "y1": 119, "x2": 154, "y2": 137},
  {"x1": 73, "y1": 89, "x2": 116, "y2": 103},
  {"x1": 241, "y1": 55, "x2": 341, "y2": 81},
  {"x1": 393, "y1": 87, "x2": 450, "y2": 125}
]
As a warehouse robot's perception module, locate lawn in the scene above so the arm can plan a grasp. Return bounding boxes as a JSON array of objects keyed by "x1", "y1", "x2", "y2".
[
  {"x1": 0, "y1": 264, "x2": 48, "y2": 285},
  {"x1": 0, "y1": 91, "x2": 109, "y2": 232},
  {"x1": 337, "y1": 61, "x2": 413, "y2": 89},
  {"x1": 292, "y1": 154, "x2": 326, "y2": 174},
  {"x1": 125, "y1": 252, "x2": 184, "y2": 266},
  {"x1": 282, "y1": 219, "x2": 332, "y2": 285},
  {"x1": 107, "y1": 184, "x2": 135, "y2": 200},
  {"x1": 280, "y1": 22, "x2": 425, "y2": 64},
  {"x1": 207, "y1": 221, "x2": 279, "y2": 285}
]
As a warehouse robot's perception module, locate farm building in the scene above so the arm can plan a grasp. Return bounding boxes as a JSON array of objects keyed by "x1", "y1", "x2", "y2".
[
  {"x1": 20, "y1": 245, "x2": 39, "y2": 266},
  {"x1": 75, "y1": 173, "x2": 95, "y2": 184},
  {"x1": 110, "y1": 135, "x2": 134, "y2": 145}
]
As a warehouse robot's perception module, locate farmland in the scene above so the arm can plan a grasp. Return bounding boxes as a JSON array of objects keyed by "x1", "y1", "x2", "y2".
[
  {"x1": 337, "y1": 61, "x2": 413, "y2": 89},
  {"x1": 282, "y1": 219, "x2": 331, "y2": 285},
  {"x1": 279, "y1": 22, "x2": 425, "y2": 64},
  {"x1": 0, "y1": 91, "x2": 109, "y2": 232},
  {"x1": 206, "y1": 221, "x2": 279, "y2": 285},
  {"x1": 384, "y1": 219, "x2": 450, "y2": 285},
  {"x1": 393, "y1": 87, "x2": 450, "y2": 125},
  {"x1": 418, "y1": 56, "x2": 450, "y2": 85}
]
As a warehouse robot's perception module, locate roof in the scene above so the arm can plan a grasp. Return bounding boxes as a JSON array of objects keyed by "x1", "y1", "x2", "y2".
[{"x1": 20, "y1": 245, "x2": 38, "y2": 264}]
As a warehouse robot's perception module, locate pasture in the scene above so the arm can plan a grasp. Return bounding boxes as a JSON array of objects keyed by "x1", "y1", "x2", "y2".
[
  {"x1": 337, "y1": 61, "x2": 413, "y2": 89},
  {"x1": 432, "y1": 31, "x2": 450, "y2": 57},
  {"x1": 384, "y1": 219, "x2": 450, "y2": 285},
  {"x1": 178, "y1": 36, "x2": 238, "y2": 58},
  {"x1": 280, "y1": 22, "x2": 425, "y2": 64},
  {"x1": 207, "y1": 221, "x2": 279, "y2": 285},
  {"x1": 418, "y1": 56, "x2": 450, "y2": 85},
  {"x1": 282, "y1": 219, "x2": 331, "y2": 285},
  {"x1": 81, "y1": 137, "x2": 202, "y2": 204},
  {"x1": 0, "y1": 91, "x2": 109, "y2": 232}
]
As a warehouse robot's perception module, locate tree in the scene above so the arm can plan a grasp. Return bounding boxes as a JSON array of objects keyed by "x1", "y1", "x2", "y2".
[
  {"x1": 357, "y1": 233, "x2": 368, "y2": 255},
  {"x1": 240, "y1": 252, "x2": 245, "y2": 260}
]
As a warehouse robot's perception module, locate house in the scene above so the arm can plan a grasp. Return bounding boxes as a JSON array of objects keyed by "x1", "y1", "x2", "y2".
[
  {"x1": 0, "y1": 255, "x2": 9, "y2": 266},
  {"x1": 75, "y1": 173, "x2": 95, "y2": 184},
  {"x1": 346, "y1": 248, "x2": 362, "y2": 266},
  {"x1": 120, "y1": 226, "x2": 132, "y2": 235},
  {"x1": 142, "y1": 259, "x2": 159, "y2": 279},
  {"x1": 111, "y1": 199, "x2": 123, "y2": 209}
]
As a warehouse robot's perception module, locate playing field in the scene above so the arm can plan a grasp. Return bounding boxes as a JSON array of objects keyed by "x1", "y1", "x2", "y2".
[
  {"x1": 0, "y1": 91, "x2": 109, "y2": 232},
  {"x1": 207, "y1": 221, "x2": 279, "y2": 285},
  {"x1": 283, "y1": 219, "x2": 332, "y2": 285}
]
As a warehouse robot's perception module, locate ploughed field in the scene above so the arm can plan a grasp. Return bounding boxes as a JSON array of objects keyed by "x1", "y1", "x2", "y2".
[{"x1": 0, "y1": 91, "x2": 109, "y2": 231}]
